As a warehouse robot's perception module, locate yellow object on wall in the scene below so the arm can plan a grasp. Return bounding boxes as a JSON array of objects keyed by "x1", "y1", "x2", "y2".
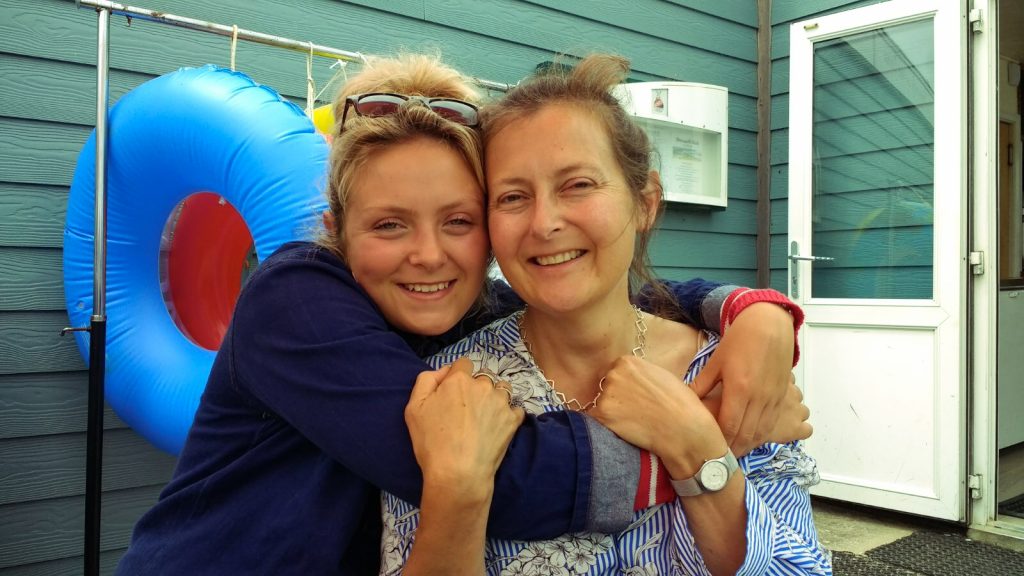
[{"x1": 313, "y1": 104, "x2": 335, "y2": 136}]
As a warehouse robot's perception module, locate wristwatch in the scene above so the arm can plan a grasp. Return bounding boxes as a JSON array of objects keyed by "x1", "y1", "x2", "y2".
[{"x1": 670, "y1": 449, "x2": 739, "y2": 497}]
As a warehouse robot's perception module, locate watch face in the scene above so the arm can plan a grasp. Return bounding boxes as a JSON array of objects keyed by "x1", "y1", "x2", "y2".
[{"x1": 699, "y1": 460, "x2": 730, "y2": 491}]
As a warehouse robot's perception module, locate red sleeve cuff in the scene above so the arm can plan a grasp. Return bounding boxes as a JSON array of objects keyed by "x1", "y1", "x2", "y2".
[
  {"x1": 721, "y1": 288, "x2": 804, "y2": 366},
  {"x1": 634, "y1": 450, "x2": 677, "y2": 511}
]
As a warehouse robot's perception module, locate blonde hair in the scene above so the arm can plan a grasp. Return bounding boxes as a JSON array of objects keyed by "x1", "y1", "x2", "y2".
[
  {"x1": 481, "y1": 54, "x2": 678, "y2": 316},
  {"x1": 331, "y1": 54, "x2": 479, "y2": 125},
  {"x1": 318, "y1": 54, "x2": 484, "y2": 261}
]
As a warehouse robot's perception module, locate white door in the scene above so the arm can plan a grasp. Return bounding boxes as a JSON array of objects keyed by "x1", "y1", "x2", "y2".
[{"x1": 788, "y1": 0, "x2": 967, "y2": 521}]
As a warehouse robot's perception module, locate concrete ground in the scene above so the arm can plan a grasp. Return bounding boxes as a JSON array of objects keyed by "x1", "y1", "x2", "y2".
[{"x1": 813, "y1": 497, "x2": 1024, "y2": 554}]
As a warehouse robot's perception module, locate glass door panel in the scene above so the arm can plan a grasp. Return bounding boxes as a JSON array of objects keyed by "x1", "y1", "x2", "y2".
[{"x1": 812, "y1": 19, "x2": 935, "y2": 299}]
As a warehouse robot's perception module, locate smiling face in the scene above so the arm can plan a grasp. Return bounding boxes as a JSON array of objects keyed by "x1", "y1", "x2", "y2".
[
  {"x1": 485, "y1": 103, "x2": 656, "y2": 317},
  {"x1": 343, "y1": 136, "x2": 489, "y2": 335}
]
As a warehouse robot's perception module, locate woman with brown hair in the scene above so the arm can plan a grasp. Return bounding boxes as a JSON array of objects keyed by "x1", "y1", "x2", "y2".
[{"x1": 385, "y1": 54, "x2": 828, "y2": 575}]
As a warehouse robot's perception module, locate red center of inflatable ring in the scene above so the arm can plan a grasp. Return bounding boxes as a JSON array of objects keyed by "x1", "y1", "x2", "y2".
[{"x1": 164, "y1": 192, "x2": 255, "y2": 351}]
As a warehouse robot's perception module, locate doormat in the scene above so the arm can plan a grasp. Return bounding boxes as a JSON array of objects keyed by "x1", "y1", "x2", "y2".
[
  {"x1": 832, "y1": 550, "x2": 924, "y2": 575},
  {"x1": 998, "y1": 493, "x2": 1024, "y2": 519},
  {"x1": 862, "y1": 530, "x2": 1024, "y2": 575}
]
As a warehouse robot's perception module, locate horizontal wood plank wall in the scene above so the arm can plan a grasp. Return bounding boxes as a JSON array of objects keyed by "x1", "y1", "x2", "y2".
[
  {"x1": 768, "y1": 0, "x2": 887, "y2": 291},
  {"x1": 0, "y1": 0, "x2": 758, "y2": 572}
]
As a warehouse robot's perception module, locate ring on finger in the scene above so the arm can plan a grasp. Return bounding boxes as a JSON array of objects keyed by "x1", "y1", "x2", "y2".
[
  {"x1": 495, "y1": 385, "x2": 514, "y2": 404},
  {"x1": 471, "y1": 368, "x2": 500, "y2": 387},
  {"x1": 494, "y1": 383, "x2": 524, "y2": 409}
]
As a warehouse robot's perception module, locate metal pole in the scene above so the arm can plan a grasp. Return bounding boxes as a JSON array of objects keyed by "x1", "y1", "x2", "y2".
[
  {"x1": 77, "y1": 0, "x2": 364, "y2": 63},
  {"x1": 84, "y1": 7, "x2": 110, "y2": 576},
  {"x1": 73, "y1": 0, "x2": 513, "y2": 91}
]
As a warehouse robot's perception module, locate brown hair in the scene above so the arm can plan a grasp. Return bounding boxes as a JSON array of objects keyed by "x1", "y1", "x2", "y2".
[
  {"x1": 318, "y1": 54, "x2": 485, "y2": 261},
  {"x1": 481, "y1": 54, "x2": 679, "y2": 317}
]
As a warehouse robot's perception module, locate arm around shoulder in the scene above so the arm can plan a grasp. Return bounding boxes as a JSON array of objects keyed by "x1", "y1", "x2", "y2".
[{"x1": 232, "y1": 248, "x2": 638, "y2": 540}]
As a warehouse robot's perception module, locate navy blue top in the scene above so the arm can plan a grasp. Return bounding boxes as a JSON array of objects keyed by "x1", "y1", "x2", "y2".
[{"x1": 116, "y1": 242, "x2": 729, "y2": 575}]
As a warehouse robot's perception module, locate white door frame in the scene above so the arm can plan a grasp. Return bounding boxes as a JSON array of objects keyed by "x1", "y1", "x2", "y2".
[
  {"x1": 968, "y1": 0, "x2": 1016, "y2": 537},
  {"x1": 788, "y1": 0, "x2": 968, "y2": 521}
]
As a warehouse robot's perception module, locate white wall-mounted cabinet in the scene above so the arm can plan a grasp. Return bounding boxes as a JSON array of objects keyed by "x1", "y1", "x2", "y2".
[{"x1": 615, "y1": 82, "x2": 729, "y2": 208}]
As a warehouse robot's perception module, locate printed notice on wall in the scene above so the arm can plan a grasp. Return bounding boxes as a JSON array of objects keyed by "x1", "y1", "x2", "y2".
[
  {"x1": 671, "y1": 136, "x2": 703, "y2": 198},
  {"x1": 632, "y1": 116, "x2": 722, "y2": 205}
]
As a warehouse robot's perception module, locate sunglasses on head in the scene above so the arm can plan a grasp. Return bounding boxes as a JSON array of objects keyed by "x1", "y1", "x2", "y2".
[{"x1": 340, "y1": 93, "x2": 480, "y2": 131}]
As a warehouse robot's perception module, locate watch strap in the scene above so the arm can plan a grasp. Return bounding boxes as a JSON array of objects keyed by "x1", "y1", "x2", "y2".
[{"x1": 670, "y1": 449, "x2": 739, "y2": 497}]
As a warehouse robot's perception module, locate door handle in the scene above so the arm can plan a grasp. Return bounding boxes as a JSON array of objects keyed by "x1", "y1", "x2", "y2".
[
  {"x1": 788, "y1": 254, "x2": 835, "y2": 262},
  {"x1": 789, "y1": 241, "x2": 835, "y2": 298}
]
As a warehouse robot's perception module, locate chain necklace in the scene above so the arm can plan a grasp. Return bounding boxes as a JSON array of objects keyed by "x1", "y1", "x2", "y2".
[{"x1": 518, "y1": 305, "x2": 648, "y2": 412}]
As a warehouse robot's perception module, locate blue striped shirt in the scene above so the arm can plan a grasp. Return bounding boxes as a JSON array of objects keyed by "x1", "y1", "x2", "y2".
[{"x1": 381, "y1": 313, "x2": 832, "y2": 575}]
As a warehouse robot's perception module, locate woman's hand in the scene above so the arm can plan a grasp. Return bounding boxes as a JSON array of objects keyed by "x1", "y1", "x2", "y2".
[
  {"x1": 589, "y1": 356, "x2": 726, "y2": 480},
  {"x1": 593, "y1": 357, "x2": 752, "y2": 576},
  {"x1": 700, "y1": 375, "x2": 812, "y2": 456},
  {"x1": 405, "y1": 357, "x2": 525, "y2": 497},
  {"x1": 770, "y1": 375, "x2": 812, "y2": 445},
  {"x1": 690, "y1": 302, "x2": 795, "y2": 455},
  {"x1": 403, "y1": 358, "x2": 524, "y2": 576}
]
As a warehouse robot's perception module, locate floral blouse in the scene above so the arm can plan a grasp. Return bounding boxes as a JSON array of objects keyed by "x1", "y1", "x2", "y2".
[{"x1": 380, "y1": 313, "x2": 832, "y2": 575}]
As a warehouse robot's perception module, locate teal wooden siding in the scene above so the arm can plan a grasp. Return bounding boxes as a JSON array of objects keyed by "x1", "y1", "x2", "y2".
[
  {"x1": 0, "y1": 0, "x2": 759, "y2": 572},
  {"x1": 768, "y1": 0, "x2": 890, "y2": 291}
]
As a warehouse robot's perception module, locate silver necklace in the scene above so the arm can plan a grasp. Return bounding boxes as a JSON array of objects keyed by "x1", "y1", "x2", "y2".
[{"x1": 518, "y1": 305, "x2": 648, "y2": 412}]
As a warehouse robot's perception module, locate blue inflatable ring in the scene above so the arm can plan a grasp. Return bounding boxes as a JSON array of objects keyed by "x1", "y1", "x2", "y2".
[{"x1": 64, "y1": 66, "x2": 328, "y2": 455}]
